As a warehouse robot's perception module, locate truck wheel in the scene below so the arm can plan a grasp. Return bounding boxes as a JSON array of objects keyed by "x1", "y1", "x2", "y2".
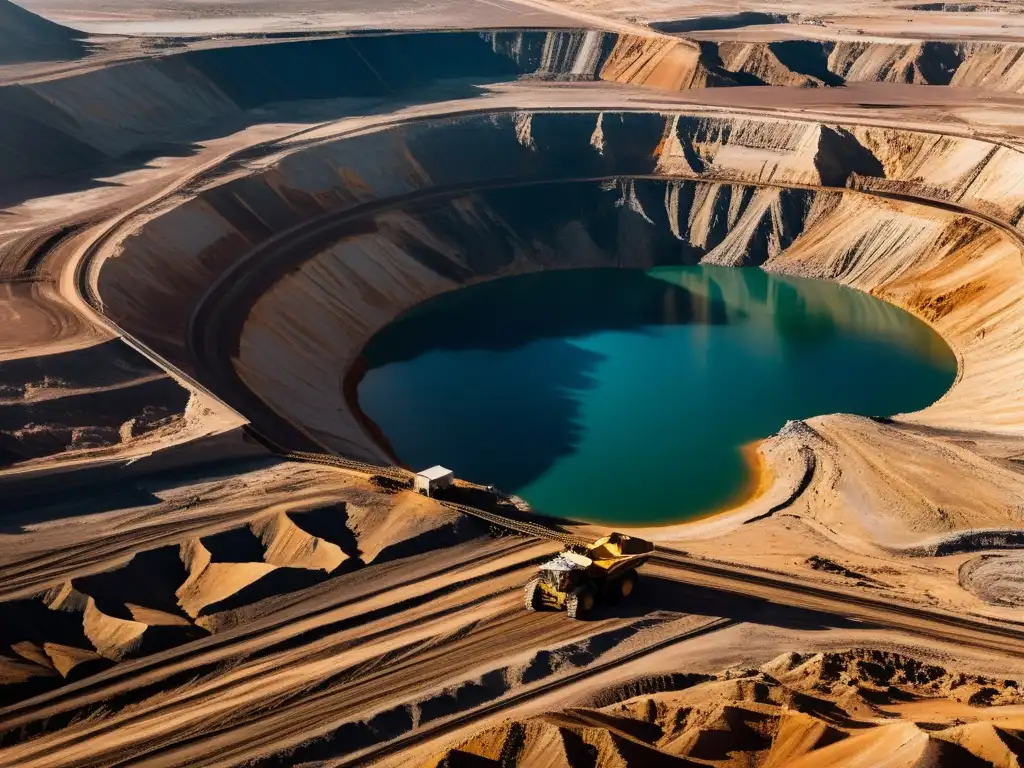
[
  {"x1": 524, "y1": 577, "x2": 541, "y2": 611},
  {"x1": 567, "y1": 588, "x2": 595, "y2": 619},
  {"x1": 619, "y1": 570, "x2": 638, "y2": 599}
]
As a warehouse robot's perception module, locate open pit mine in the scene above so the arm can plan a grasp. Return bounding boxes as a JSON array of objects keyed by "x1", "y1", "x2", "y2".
[{"x1": 5, "y1": 0, "x2": 1024, "y2": 765}]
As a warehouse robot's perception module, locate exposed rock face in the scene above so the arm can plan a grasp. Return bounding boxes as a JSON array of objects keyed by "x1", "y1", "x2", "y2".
[
  {"x1": 6, "y1": 28, "x2": 1024, "y2": 190},
  {"x1": 14, "y1": 27, "x2": 1023, "y2": 474},
  {"x1": 91, "y1": 107, "x2": 1024, "y2": 549},
  {"x1": 99, "y1": 107, "x2": 1024, "y2": 375},
  {"x1": 493, "y1": 30, "x2": 1024, "y2": 92}
]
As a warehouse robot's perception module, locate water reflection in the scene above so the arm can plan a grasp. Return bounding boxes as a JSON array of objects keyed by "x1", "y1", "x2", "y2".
[
  {"x1": 653, "y1": 266, "x2": 951, "y2": 365},
  {"x1": 363, "y1": 268, "x2": 731, "y2": 366},
  {"x1": 357, "y1": 267, "x2": 956, "y2": 524}
]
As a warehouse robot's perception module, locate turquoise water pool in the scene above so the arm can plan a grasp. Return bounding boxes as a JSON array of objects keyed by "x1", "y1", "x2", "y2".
[{"x1": 356, "y1": 266, "x2": 956, "y2": 525}]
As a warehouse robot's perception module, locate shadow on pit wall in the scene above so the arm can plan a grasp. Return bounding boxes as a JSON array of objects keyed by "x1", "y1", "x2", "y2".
[{"x1": 0, "y1": 31, "x2": 590, "y2": 207}]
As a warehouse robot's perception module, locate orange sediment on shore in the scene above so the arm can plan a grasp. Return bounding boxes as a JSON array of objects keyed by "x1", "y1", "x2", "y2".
[
  {"x1": 669, "y1": 439, "x2": 772, "y2": 526},
  {"x1": 577, "y1": 439, "x2": 773, "y2": 536},
  {"x1": 733, "y1": 438, "x2": 772, "y2": 507}
]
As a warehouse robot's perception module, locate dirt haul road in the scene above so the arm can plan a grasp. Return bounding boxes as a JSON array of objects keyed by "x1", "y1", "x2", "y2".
[{"x1": 5, "y1": 527, "x2": 1024, "y2": 768}]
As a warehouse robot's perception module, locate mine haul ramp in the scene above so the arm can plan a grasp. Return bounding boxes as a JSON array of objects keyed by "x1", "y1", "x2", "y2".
[
  {"x1": 275, "y1": 448, "x2": 657, "y2": 618},
  {"x1": 288, "y1": 448, "x2": 653, "y2": 619},
  {"x1": 524, "y1": 532, "x2": 654, "y2": 619}
]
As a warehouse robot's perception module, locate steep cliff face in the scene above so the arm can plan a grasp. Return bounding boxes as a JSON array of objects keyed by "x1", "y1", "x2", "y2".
[
  {"x1": 97, "y1": 108, "x2": 1024, "y2": 383},
  {"x1": 648, "y1": 37, "x2": 1024, "y2": 92},
  {"x1": 6, "y1": 28, "x2": 1024, "y2": 191},
  {"x1": 491, "y1": 30, "x2": 1024, "y2": 93},
  {"x1": 485, "y1": 29, "x2": 614, "y2": 79},
  {"x1": 954, "y1": 41, "x2": 1024, "y2": 90},
  {"x1": 823, "y1": 39, "x2": 1024, "y2": 91},
  {"x1": 598, "y1": 34, "x2": 707, "y2": 89},
  {"x1": 229, "y1": 179, "x2": 1019, "y2": 458},
  {"x1": 850, "y1": 129, "x2": 1024, "y2": 224},
  {"x1": 87, "y1": 103, "x2": 1024, "y2": 543},
  {"x1": 715, "y1": 41, "x2": 826, "y2": 87},
  {"x1": 233, "y1": 180, "x2": 818, "y2": 458}
]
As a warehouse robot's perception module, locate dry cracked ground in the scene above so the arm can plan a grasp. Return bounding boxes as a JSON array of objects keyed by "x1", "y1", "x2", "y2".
[{"x1": 4, "y1": 0, "x2": 1024, "y2": 766}]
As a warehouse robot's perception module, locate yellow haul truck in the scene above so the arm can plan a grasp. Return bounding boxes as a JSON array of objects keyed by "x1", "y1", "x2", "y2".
[{"x1": 523, "y1": 533, "x2": 654, "y2": 619}]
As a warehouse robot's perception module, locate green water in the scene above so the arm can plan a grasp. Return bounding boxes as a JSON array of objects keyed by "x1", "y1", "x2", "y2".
[{"x1": 356, "y1": 266, "x2": 956, "y2": 525}]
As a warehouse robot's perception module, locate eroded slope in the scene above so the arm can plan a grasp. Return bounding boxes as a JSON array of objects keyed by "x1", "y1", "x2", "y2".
[{"x1": 428, "y1": 649, "x2": 1024, "y2": 768}]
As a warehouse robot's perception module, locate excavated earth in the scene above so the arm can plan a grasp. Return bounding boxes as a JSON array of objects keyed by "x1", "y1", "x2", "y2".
[
  {"x1": 5, "y1": 0, "x2": 1024, "y2": 766},
  {"x1": 427, "y1": 650, "x2": 1024, "y2": 767}
]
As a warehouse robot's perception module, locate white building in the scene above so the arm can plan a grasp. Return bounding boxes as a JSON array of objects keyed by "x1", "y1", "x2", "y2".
[{"x1": 413, "y1": 465, "x2": 454, "y2": 496}]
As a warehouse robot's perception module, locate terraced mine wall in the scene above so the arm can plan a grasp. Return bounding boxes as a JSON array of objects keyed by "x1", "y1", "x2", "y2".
[
  {"x1": 9, "y1": 96, "x2": 1024, "y2": 471},
  {"x1": 4, "y1": 23, "x2": 1024, "y2": 533},
  {"x1": 95, "y1": 109, "x2": 1024, "y2": 496},
  {"x1": 700, "y1": 38, "x2": 1024, "y2": 89},
  {"x1": 235, "y1": 181, "x2": 1021, "y2": 461},
  {"x1": 6, "y1": 28, "x2": 1024, "y2": 188},
  {"x1": 96, "y1": 108, "x2": 1024, "y2": 367},
  {"x1": 0, "y1": 340, "x2": 188, "y2": 464},
  {"x1": 0, "y1": 32, "x2": 528, "y2": 188}
]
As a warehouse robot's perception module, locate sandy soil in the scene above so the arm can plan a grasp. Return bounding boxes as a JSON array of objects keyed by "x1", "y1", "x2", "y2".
[
  {"x1": 541, "y1": 0, "x2": 1024, "y2": 39},
  {"x1": 417, "y1": 648, "x2": 1024, "y2": 767},
  {"x1": 4, "y1": 0, "x2": 1024, "y2": 765},
  {"x1": 18, "y1": 0, "x2": 611, "y2": 34}
]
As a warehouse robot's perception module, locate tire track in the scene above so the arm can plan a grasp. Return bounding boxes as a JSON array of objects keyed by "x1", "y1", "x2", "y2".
[{"x1": 651, "y1": 549, "x2": 1024, "y2": 655}]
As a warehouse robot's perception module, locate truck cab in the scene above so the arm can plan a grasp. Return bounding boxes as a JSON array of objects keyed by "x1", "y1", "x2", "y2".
[{"x1": 524, "y1": 535, "x2": 651, "y2": 618}]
